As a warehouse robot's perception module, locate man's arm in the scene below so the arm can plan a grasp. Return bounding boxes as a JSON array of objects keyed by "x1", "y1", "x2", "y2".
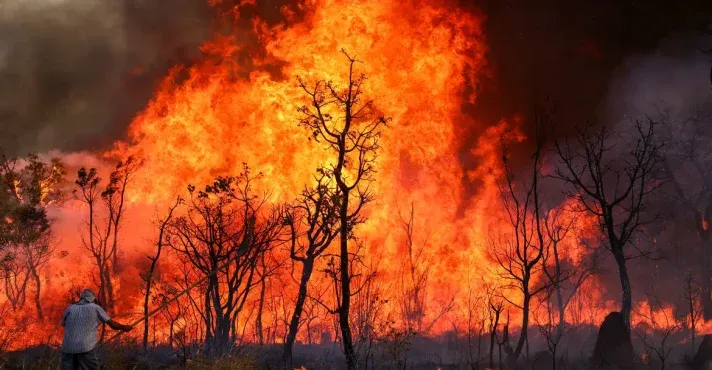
[
  {"x1": 61, "y1": 308, "x2": 70, "y2": 327},
  {"x1": 106, "y1": 319, "x2": 133, "y2": 332},
  {"x1": 96, "y1": 304, "x2": 132, "y2": 332}
]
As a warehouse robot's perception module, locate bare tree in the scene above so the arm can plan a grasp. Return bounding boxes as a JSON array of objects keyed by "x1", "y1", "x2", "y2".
[
  {"x1": 488, "y1": 111, "x2": 551, "y2": 361},
  {"x1": 541, "y1": 206, "x2": 600, "y2": 343},
  {"x1": 457, "y1": 279, "x2": 488, "y2": 369},
  {"x1": 74, "y1": 167, "x2": 108, "y2": 306},
  {"x1": 283, "y1": 169, "x2": 340, "y2": 364},
  {"x1": 397, "y1": 203, "x2": 428, "y2": 334},
  {"x1": 396, "y1": 203, "x2": 453, "y2": 336},
  {"x1": 348, "y1": 252, "x2": 384, "y2": 369},
  {"x1": 74, "y1": 157, "x2": 140, "y2": 309},
  {"x1": 253, "y1": 243, "x2": 285, "y2": 345},
  {"x1": 535, "y1": 312, "x2": 566, "y2": 370},
  {"x1": 142, "y1": 196, "x2": 182, "y2": 353},
  {"x1": 167, "y1": 166, "x2": 284, "y2": 355},
  {"x1": 296, "y1": 50, "x2": 389, "y2": 370},
  {"x1": 488, "y1": 298, "x2": 504, "y2": 369},
  {"x1": 553, "y1": 119, "x2": 663, "y2": 328},
  {"x1": 683, "y1": 272, "x2": 702, "y2": 354},
  {"x1": 633, "y1": 294, "x2": 681, "y2": 370},
  {"x1": 106, "y1": 157, "x2": 142, "y2": 275}
]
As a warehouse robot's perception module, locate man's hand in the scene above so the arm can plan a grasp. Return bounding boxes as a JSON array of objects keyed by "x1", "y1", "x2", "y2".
[{"x1": 107, "y1": 319, "x2": 133, "y2": 332}]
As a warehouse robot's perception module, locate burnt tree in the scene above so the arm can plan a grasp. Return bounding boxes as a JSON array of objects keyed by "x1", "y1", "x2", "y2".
[
  {"x1": 540, "y1": 206, "x2": 600, "y2": 346},
  {"x1": 684, "y1": 272, "x2": 702, "y2": 353},
  {"x1": 296, "y1": 50, "x2": 389, "y2": 370},
  {"x1": 167, "y1": 167, "x2": 284, "y2": 355},
  {"x1": 396, "y1": 204, "x2": 453, "y2": 335},
  {"x1": 74, "y1": 157, "x2": 140, "y2": 309},
  {"x1": 105, "y1": 156, "x2": 142, "y2": 276},
  {"x1": 488, "y1": 299, "x2": 504, "y2": 369},
  {"x1": 489, "y1": 111, "x2": 551, "y2": 361},
  {"x1": 142, "y1": 196, "x2": 182, "y2": 353},
  {"x1": 553, "y1": 119, "x2": 662, "y2": 329},
  {"x1": 283, "y1": 169, "x2": 340, "y2": 365}
]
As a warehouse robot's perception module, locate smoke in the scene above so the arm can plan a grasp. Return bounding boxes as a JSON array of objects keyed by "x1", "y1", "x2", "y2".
[
  {"x1": 0, "y1": 0, "x2": 213, "y2": 156},
  {"x1": 599, "y1": 34, "x2": 712, "y2": 303},
  {"x1": 604, "y1": 35, "x2": 712, "y2": 127}
]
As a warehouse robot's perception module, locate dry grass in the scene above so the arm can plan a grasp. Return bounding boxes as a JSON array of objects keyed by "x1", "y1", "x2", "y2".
[{"x1": 176, "y1": 354, "x2": 259, "y2": 370}]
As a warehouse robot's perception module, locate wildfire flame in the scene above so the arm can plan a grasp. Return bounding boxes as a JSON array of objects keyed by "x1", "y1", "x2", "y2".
[{"x1": 1, "y1": 0, "x2": 703, "y2": 353}]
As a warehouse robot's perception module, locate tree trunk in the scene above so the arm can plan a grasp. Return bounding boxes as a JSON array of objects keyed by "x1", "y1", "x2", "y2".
[
  {"x1": 142, "y1": 273, "x2": 153, "y2": 353},
  {"x1": 339, "y1": 192, "x2": 356, "y2": 370},
  {"x1": 513, "y1": 286, "x2": 530, "y2": 358},
  {"x1": 689, "y1": 275, "x2": 697, "y2": 353},
  {"x1": 284, "y1": 258, "x2": 315, "y2": 365},
  {"x1": 256, "y1": 276, "x2": 266, "y2": 345},
  {"x1": 29, "y1": 263, "x2": 43, "y2": 320},
  {"x1": 552, "y1": 243, "x2": 565, "y2": 340},
  {"x1": 613, "y1": 246, "x2": 632, "y2": 330},
  {"x1": 103, "y1": 265, "x2": 114, "y2": 308},
  {"x1": 489, "y1": 311, "x2": 500, "y2": 369}
]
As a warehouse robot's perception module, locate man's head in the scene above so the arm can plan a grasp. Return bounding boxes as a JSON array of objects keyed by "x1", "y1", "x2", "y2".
[{"x1": 80, "y1": 289, "x2": 96, "y2": 303}]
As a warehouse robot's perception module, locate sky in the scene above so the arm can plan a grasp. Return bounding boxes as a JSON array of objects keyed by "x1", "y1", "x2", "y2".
[{"x1": 0, "y1": 0, "x2": 709, "y2": 156}]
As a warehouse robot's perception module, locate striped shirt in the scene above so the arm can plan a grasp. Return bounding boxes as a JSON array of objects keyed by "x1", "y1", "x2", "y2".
[{"x1": 60, "y1": 301, "x2": 111, "y2": 353}]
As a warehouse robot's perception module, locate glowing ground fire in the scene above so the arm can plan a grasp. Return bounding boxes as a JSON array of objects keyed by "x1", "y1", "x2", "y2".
[{"x1": 2, "y1": 0, "x2": 709, "y2": 358}]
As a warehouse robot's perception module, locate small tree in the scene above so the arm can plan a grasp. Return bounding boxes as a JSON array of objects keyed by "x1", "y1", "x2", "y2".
[
  {"x1": 632, "y1": 295, "x2": 681, "y2": 370},
  {"x1": 167, "y1": 166, "x2": 284, "y2": 355},
  {"x1": 488, "y1": 298, "x2": 504, "y2": 369},
  {"x1": 682, "y1": 272, "x2": 702, "y2": 354},
  {"x1": 0, "y1": 151, "x2": 65, "y2": 319},
  {"x1": 142, "y1": 196, "x2": 182, "y2": 353},
  {"x1": 74, "y1": 157, "x2": 140, "y2": 309},
  {"x1": 553, "y1": 119, "x2": 663, "y2": 329},
  {"x1": 540, "y1": 206, "x2": 600, "y2": 350},
  {"x1": 296, "y1": 50, "x2": 389, "y2": 370},
  {"x1": 396, "y1": 203, "x2": 453, "y2": 336},
  {"x1": 488, "y1": 111, "x2": 551, "y2": 361},
  {"x1": 283, "y1": 169, "x2": 340, "y2": 365}
]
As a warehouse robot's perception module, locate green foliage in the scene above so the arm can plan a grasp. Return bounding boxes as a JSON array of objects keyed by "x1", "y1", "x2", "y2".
[{"x1": 0, "y1": 151, "x2": 66, "y2": 251}]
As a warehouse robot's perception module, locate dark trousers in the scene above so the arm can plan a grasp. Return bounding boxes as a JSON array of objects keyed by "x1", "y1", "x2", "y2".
[{"x1": 60, "y1": 349, "x2": 100, "y2": 370}]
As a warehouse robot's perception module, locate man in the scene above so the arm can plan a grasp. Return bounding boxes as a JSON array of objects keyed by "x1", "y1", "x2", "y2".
[{"x1": 60, "y1": 289, "x2": 133, "y2": 370}]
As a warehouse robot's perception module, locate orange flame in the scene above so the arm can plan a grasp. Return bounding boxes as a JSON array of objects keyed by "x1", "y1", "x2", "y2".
[{"x1": 1, "y1": 0, "x2": 701, "y2": 352}]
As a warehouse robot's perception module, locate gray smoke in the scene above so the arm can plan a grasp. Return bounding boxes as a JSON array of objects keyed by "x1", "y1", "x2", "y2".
[
  {"x1": 604, "y1": 35, "x2": 712, "y2": 127},
  {"x1": 599, "y1": 34, "x2": 712, "y2": 303},
  {"x1": 0, "y1": 0, "x2": 213, "y2": 156}
]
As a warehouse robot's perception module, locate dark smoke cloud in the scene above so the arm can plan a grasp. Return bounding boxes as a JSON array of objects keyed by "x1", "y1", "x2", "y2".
[
  {"x1": 598, "y1": 34, "x2": 712, "y2": 304},
  {"x1": 0, "y1": 0, "x2": 214, "y2": 156},
  {"x1": 605, "y1": 35, "x2": 712, "y2": 126}
]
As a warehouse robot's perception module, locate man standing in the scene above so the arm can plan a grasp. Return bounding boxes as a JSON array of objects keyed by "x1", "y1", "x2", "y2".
[{"x1": 60, "y1": 289, "x2": 133, "y2": 370}]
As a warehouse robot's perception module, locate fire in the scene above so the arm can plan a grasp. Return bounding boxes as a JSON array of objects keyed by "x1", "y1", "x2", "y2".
[
  {"x1": 0, "y1": 0, "x2": 705, "y2": 357},
  {"x1": 111, "y1": 0, "x2": 490, "y2": 335}
]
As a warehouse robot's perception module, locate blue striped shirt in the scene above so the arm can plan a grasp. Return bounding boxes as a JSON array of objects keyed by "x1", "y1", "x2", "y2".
[{"x1": 60, "y1": 301, "x2": 111, "y2": 353}]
